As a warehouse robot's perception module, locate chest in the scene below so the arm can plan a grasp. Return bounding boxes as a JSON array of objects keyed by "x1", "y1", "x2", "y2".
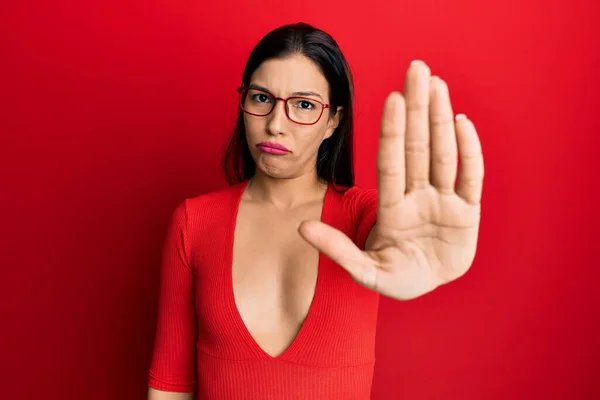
[
  {"x1": 230, "y1": 200, "x2": 323, "y2": 357},
  {"x1": 190, "y1": 184, "x2": 380, "y2": 365},
  {"x1": 232, "y1": 200, "x2": 322, "y2": 294}
]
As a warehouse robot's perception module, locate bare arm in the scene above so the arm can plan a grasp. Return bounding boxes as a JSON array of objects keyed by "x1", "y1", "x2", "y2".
[{"x1": 148, "y1": 388, "x2": 194, "y2": 400}]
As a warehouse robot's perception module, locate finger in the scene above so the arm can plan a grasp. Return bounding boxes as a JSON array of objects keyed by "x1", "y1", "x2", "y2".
[
  {"x1": 404, "y1": 60, "x2": 432, "y2": 191},
  {"x1": 377, "y1": 91, "x2": 406, "y2": 209},
  {"x1": 429, "y1": 76, "x2": 458, "y2": 194},
  {"x1": 455, "y1": 115, "x2": 484, "y2": 204},
  {"x1": 298, "y1": 220, "x2": 378, "y2": 289}
]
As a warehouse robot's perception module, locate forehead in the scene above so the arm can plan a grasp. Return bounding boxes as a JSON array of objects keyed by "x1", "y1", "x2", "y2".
[{"x1": 250, "y1": 54, "x2": 329, "y2": 99}]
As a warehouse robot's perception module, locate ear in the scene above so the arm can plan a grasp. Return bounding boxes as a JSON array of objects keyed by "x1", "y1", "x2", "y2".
[{"x1": 324, "y1": 106, "x2": 343, "y2": 140}]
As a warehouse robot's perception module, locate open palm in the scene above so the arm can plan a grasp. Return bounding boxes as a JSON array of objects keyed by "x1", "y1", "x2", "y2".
[{"x1": 299, "y1": 60, "x2": 484, "y2": 300}]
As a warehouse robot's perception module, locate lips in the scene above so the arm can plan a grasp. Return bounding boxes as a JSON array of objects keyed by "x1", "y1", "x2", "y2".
[{"x1": 256, "y1": 142, "x2": 290, "y2": 155}]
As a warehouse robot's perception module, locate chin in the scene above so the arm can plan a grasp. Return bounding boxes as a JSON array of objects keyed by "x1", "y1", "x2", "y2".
[
  {"x1": 256, "y1": 160, "x2": 290, "y2": 179},
  {"x1": 255, "y1": 158, "x2": 306, "y2": 181}
]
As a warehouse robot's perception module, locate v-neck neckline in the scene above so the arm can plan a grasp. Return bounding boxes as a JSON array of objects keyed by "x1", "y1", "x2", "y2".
[{"x1": 225, "y1": 179, "x2": 332, "y2": 362}]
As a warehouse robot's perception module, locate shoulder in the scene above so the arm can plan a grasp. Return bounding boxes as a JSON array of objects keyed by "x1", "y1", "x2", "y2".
[
  {"x1": 328, "y1": 183, "x2": 378, "y2": 214},
  {"x1": 326, "y1": 183, "x2": 378, "y2": 249},
  {"x1": 340, "y1": 184, "x2": 377, "y2": 202},
  {"x1": 171, "y1": 181, "x2": 247, "y2": 228},
  {"x1": 186, "y1": 181, "x2": 246, "y2": 211}
]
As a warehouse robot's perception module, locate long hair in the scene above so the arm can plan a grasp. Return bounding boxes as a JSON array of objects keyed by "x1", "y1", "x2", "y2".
[{"x1": 221, "y1": 22, "x2": 355, "y2": 189}]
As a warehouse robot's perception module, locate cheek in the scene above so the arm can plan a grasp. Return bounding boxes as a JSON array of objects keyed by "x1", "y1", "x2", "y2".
[
  {"x1": 244, "y1": 117, "x2": 263, "y2": 143},
  {"x1": 291, "y1": 129, "x2": 327, "y2": 161},
  {"x1": 301, "y1": 123, "x2": 329, "y2": 149}
]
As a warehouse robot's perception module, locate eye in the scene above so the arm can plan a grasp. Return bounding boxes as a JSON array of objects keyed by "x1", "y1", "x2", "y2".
[
  {"x1": 251, "y1": 93, "x2": 271, "y2": 103},
  {"x1": 293, "y1": 99, "x2": 316, "y2": 110}
]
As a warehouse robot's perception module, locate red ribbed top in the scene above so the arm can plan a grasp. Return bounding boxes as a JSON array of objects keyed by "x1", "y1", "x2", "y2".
[{"x1": 148, "y1": 180, "x2": 380, "y2": 399}]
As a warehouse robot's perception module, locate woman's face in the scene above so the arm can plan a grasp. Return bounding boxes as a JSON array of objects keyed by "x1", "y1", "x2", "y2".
[{"x1": 243, "y1": 54, "x2": 341, "y2": 180}]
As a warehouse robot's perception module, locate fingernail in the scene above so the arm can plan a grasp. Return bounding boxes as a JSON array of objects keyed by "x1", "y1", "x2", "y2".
[
  {"x1": 455, "y1": 114, "x2": 467, "y2": 121},
  {"x1": 411, "y1": 59, "x2": 424, "y2": 67}
]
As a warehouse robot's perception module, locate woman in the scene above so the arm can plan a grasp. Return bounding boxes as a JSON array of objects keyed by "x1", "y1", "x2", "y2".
[{"x1": 148, "y1": 22, "x2": 484, "y2": 400}]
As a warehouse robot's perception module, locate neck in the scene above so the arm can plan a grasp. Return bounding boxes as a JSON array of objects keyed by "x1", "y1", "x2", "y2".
[{"x1": 246, "y1": 170, "x2": 327, "y2": 209}]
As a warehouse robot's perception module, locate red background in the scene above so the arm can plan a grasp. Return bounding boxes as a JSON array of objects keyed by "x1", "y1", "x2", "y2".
[{"x1": 2, "y1": 1, "x2": 599, "y2": 399}]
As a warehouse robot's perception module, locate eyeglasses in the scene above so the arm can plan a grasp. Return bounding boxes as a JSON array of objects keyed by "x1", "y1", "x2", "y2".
[{"x1": 237, "y1": 86, "x2": 331, "y2": 125}]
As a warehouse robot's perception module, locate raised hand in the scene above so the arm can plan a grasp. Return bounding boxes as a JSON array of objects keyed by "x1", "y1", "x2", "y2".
[{"x1": 299, "y1": 60, "x2": 484, "y2": 300}]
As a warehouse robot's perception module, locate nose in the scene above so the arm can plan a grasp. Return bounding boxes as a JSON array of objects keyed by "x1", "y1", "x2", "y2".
[{"x1": 265, "y1": 99, "x2": 288, "y2": 136}]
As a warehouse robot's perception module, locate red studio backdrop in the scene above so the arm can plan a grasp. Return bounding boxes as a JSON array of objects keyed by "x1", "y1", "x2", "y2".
[{"x1": 2, "y1": 1, "x2": 599, "y2": 399}]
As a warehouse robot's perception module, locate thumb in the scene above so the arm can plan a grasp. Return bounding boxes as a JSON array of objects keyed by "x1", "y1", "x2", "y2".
[{"x1": 298, "y1": 220, "x2": 378, "y2": 289}]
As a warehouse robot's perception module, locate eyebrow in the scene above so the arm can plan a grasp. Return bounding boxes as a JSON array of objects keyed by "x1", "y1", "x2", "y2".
[{"x1": 248, "y1": 83, "x2": 324, "y2": 100}]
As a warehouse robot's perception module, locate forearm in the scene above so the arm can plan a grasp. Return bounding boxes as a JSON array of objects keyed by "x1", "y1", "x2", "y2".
[{"x1": 148, "y1": 388, "x2": 194, "y2": 400}]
